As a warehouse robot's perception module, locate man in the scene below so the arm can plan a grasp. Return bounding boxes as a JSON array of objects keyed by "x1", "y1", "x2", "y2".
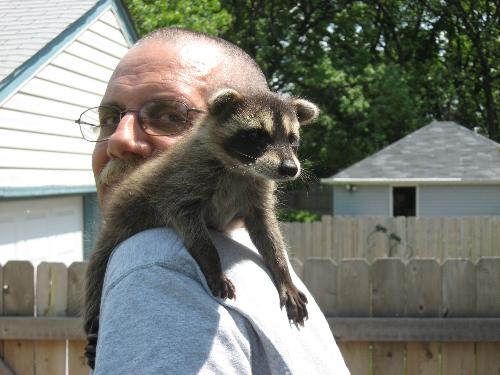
[{"x1": 84, "y1": 28, "x2": 350, "y2": 374}]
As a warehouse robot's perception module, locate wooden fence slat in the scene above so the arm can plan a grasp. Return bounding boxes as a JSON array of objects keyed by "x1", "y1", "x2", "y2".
[
  {"x1": 406, "y1": 342, "x2": 440, "y2": 375},
  {"x1": 441, "y1": 259, "x2": 476, "y2": 375},
  {"x1": 333, "y1": 216, "x2": 344, "y2": 260},
  {"x1": 289, "y1": 222, "x2": 302, "y2": 261},
  {"x1": 372, "y1": 342, "x2": 405, "y2": 375},
  {"x1": 321, "y1": 215, "x2": 333, "y2": 258},
  {"x1": 337, "y1": 259, "x2": 370, "y2": 375},
  {"x1": 3, "y1": 261, "x2": 35, "y2": 375},
  {"x1": 406, "y1": 259, "x2": 441, "y2": 375},
  {"x1": 303, "y1": 258, "x2": 337, "y2": 316},
  {"x1": 476, "y1": 342, "x2": 500, "y2": 375},
  {"x1": 302, "y1": 221, "x2": 312, "y2": 261},
  {"x1": 406, "y1": 259, "x2": 441, "y2": 317},
  {"x1": 476, "y1": 257, "x2": 500, "y2": 316},
  {"x1": 364, "y1": 217, "x2": 388, "y2": 261},
  {"x1": 337, "y1": 259, "x2": 370, "y2": 317},
  {"x1": 311, "y1": 221, "x2": 322, "y2": 257},
  {"x1": 442, "y1": 259, "x2": 476, "y2": 317},
  {"x1": 475, "y1": 257, "x2": 500, "y2": 375},
  {"x1": 34, "y1": 263, "x2": 67, "y2": 375},
  {"x1": 337, "y1": 342, "x2": 369, "y2": 375},
  {"x1": 67, "y1": 262, "x2": 88, "y2": 375},
  {"x1": 290, "y1": 258, "x2": 303, "y2": 280},
  {"x1": 442, "y1": 342, "x2": 475, "y2": 375},
  {"x1": 372, "y1": 258, "x2": 405, "y2": 317},
  {"x1": 372, "y1": 258, "x2": 406, "y2": 375}
]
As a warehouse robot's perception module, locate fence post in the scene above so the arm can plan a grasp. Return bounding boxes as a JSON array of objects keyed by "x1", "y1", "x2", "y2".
[
  {"x1": 476, "y1": 257, "x2": 500, "y2": 375},
  {"x1": 405, "y1": 259, "x2": 441, "y2": 374},
  {"x1": 337, "y1": 259, "x2": 370, "y2": 375},
  {"x1": 67, "y1": 262, "x2": 88, "y2": 375},
  {"x1": 3, "y1": 261, "x2": 35, "y2": 375},
  {"x1": 371, "y1": 258, "x2": 405, "y2": 375},
  {"x1": 441, "y1": 259, "x2": 476, "y2": 375},
  {"x1": 35, "y1": 262, "x2": 67, "y2": 375},
  {"x1": 303, "y1": 258, "x2": 337, "y2": 316}
]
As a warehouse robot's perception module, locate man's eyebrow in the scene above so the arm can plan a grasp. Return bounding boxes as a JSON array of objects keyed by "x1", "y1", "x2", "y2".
[{"x1": 100, "y1": 101, "x2": 122, "y2": 108}]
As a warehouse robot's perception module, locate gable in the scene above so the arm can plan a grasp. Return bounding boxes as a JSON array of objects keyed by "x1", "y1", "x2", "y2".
[{"x1": 0, "y1": 2, "x2": 135, "y2": 193}]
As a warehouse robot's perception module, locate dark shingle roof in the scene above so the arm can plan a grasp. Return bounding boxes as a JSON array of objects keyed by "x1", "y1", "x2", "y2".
[
  {"x1": 0, "y1": 0, "x2": 99, "y2": 82},
  {"x1": 323, "y1": 121, "x2": 500, "y2": 183}
]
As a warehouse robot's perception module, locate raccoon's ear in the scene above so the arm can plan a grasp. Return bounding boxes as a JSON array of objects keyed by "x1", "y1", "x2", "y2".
[
  {"x1": 293, "y1": 99, "x2": 319, "y2": 126},
  {"x1": 208, "y1": 88, "x2": 243, "y2": 116}
]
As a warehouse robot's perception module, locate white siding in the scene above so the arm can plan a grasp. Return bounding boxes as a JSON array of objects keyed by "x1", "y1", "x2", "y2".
[
  {"x1": 0, "y1": 196, "x2": 83, "y2": 265},
  {"x1": 0, "y1": 9, "x2": 131, "y2": 188}
]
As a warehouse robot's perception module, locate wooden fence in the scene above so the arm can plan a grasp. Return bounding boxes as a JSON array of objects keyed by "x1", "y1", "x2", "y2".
[
  {"x1": 282, "y1": 216, "x2": 500, "y2": 263},
  {"x1": 0, "y1": 257, "x2": 499, "y2": 374},
  {"x1": 294, "y1": 256, "x2": 500, "y2": 375},
  {"x1": 0, "y1": 261, "x2": 87, "y2": 375}
]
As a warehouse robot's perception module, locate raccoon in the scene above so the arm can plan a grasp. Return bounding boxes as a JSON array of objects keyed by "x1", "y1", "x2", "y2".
[{"x1": 84, "y1": 88, "x2": 319, "y2": 341}]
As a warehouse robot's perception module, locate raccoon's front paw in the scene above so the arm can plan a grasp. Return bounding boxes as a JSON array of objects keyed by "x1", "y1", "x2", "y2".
[
  {"x1": 279, "y1": 284, "x2": 308, "y2": 326},
  {"x1": 208, "y1": 274, "x2": 236, "y2": 300}
]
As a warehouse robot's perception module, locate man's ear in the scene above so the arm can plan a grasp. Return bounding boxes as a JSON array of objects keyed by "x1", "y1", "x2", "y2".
[
  {"x1": 208, "y1": 88, "x2": 243, "y2": 117},
  {"x1": 292, "y1": 99, "x2": 319, "y2": 126}
]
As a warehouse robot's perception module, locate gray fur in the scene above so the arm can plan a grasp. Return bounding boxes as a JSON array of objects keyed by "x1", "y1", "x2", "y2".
[{"x1": 84, "y1": 89, "x2": 319, "y2": 334}]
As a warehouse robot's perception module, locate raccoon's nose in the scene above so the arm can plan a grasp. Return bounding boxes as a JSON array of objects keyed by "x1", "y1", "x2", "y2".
[{"x1": 279, "y1": 159, "x2": 298, "y2": 177}]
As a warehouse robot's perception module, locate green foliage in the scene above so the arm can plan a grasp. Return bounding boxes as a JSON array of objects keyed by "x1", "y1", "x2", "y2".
[
  {"x1": 125, "y1": 0, "x2": 232, "y2": 36},
  {"x1": 125, "y1": 0, "x2": 499, "y2": 178},
  {"x1": 277, "y1": 209, "x2": 320, "y2": 223}
]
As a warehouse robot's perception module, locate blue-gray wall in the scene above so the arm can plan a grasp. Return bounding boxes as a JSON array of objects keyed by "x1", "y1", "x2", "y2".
[
  {"x1": 332, "y1": 184, "x2": 500, "y2": 216},
  {"x1": 419, "y1": 185, "x2": 500, "y2": 216},
  {"x1": 333, "y1": 185, "x2": 390, "y2": 215}
]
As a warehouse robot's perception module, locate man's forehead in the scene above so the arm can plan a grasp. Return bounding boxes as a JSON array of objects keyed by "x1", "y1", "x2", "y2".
[{"x1": 118, "y1": 39, "x2": 223, "y2": 75}]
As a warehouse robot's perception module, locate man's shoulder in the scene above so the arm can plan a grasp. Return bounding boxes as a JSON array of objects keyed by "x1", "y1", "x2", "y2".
[{"x1": 103, "y1": 227, "x2": 201, "y2": 289}]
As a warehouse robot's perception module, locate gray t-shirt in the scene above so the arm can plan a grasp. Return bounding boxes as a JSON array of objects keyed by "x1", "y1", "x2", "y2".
[{"x1": 93, "y1": 227, "x2": 350, "y2": 374}]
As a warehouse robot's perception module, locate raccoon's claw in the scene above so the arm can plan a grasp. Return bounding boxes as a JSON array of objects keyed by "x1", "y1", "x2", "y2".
[
  {"x1": 208, "y1": 274, "x2": 236, "y2": 300},
  {"x1": 280, "y1": 285, "x2": 308, "y2": 327}
]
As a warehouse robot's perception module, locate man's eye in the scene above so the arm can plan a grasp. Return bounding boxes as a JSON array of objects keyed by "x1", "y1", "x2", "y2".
[
  {"x1": 160, "y1": 112, "x2": 187, "y2": 123},
  {"x1": 99, "y1": 115, "x2": 118, "y2": 126}
]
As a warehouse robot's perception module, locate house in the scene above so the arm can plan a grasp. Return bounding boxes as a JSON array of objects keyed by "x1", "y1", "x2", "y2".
[
  {"x1": 0, "y1": 0, "x2": 137, "y2": 265},
  {"x1": 321, "y1": 121, "x2": 500, "y2": 217}
]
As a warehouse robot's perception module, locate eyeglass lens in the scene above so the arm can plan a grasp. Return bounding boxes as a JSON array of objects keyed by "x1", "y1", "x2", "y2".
[{"x1": 78, "y1": 100, "x2": 194, "y2": 141}]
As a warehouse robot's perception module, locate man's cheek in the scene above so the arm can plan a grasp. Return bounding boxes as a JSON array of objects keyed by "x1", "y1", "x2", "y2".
[{"x1": 92, "y1": 143, "x2": 109, "y2": 180}]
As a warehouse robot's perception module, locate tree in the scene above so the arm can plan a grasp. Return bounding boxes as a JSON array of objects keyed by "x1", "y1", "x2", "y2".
[
  {"x1": 124, "y1": 0, "x2": 499, "y2": 177},
  {"x1": 125, "y1": 0, "x2": 232, "y2": 35}
]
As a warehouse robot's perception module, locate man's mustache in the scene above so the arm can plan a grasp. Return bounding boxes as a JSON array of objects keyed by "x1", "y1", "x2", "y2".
[{"x1": 97, "y1": 159, "x2": 140, "y2": 187}]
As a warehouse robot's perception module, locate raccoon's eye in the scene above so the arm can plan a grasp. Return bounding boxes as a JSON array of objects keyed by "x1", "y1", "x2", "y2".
[
  {"x1": 246, "y1": 129, "x2": 271, "y2": 143},
  {"x1": 289, "y1": 134, "x2": 299, "y2": 149}
]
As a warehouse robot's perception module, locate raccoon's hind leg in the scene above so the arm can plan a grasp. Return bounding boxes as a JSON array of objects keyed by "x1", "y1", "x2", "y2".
[
  {"x1": 245, "y1": 209, "x2": 308, "y2": 326},
  {"x1": 172, "y1": 215, "x2": 235, "y2": 300}
]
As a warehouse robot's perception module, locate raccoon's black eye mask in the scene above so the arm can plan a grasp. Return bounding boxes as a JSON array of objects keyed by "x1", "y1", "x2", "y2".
[{"x1": 224, "y1": 128, "x2": 272, "y2": 163}]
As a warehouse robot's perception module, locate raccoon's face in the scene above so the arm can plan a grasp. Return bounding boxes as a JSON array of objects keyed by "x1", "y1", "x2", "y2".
[{"x1": 207, "y1": 89, "x2": 319, "y2": 181}]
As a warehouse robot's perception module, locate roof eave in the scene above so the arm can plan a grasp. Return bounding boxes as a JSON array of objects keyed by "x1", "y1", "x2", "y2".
[{"x1": 321, "y1": 177, "x2": 500, "y2": 185}]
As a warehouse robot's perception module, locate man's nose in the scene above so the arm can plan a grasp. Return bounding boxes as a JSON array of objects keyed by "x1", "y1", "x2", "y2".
[{"x1": 107, "y1": 113, "x2": 152, "y2": 160}]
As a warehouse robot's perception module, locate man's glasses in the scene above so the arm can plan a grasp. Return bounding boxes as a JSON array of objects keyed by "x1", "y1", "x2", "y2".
[{"x1": 75, "y1": 100, "x2": 204, "y2": 142}]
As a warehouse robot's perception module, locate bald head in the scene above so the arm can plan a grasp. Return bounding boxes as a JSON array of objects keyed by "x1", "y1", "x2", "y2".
[{"x1": 134, "y1": 27, "x2": 270, "y2": 97}]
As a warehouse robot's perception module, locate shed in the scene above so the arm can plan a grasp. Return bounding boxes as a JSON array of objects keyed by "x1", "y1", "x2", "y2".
[
  {"x1": 0, "y1": 0, "x2": 137, "y2": 264},
  {"x1": 322, "y1": 121, "x2": 500, "y2": 217}
]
